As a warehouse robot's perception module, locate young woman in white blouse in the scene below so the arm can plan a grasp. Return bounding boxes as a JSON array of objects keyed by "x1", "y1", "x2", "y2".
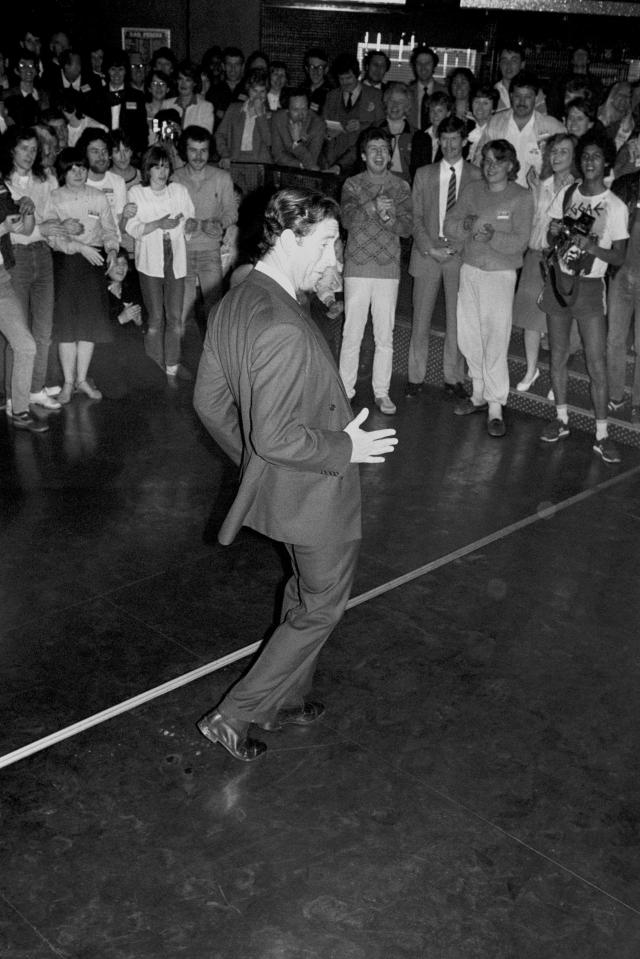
[{"x1": 125, "y1": 144, "x2": 195, "y2": 378}]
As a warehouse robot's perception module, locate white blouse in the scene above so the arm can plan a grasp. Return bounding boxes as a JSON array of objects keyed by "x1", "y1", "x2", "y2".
[{"x1": 126, "y1": 182, "x2": 195, "y2": 278}]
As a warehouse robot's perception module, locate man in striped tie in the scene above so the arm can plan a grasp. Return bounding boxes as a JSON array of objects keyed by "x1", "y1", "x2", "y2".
[{"x1": 406, "y1": 115, "x2": 483, "y2": 399}]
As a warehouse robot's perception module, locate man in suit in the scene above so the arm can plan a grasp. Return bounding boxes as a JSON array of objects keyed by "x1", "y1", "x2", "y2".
[
  {"x1": 91, "y1": 50, "x2": 148, "y2": 157},
  {"x1": 407, "y1": 45, "x2": 446, "y2": 132},
  {"x1": 322, "y1": 53, "x2": 385, "y2": 176},
  {"x1": 271, "y1": 89, "x2": 326, "y2": 169},
  {"x1": 406, "y1": 116, "x2": 483, "y2": 398},
  {"x1": 193, "y1": 188, "x2": 398, "y2": 762}
]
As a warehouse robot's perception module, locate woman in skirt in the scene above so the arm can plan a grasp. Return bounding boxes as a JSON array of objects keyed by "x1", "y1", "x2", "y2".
[{"x1": 43, "y1": 146, "x2": 119, "y2": 403}]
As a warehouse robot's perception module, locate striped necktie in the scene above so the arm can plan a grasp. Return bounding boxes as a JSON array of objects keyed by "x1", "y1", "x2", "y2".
[{"x1": 446, "y1": 166, "x2": 457, "y2": 211}]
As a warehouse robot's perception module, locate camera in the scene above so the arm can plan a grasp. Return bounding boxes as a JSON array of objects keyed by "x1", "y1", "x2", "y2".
[
  {"x1": 553, "y1": 209, "x2": 596, "y2": 273},
  {"x1": 153, "y1": 119, "x2": 175, "y2": 142}
]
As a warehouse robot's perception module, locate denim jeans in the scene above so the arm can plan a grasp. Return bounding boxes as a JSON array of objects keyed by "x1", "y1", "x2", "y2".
[
  {"x1": 139, "y1": 239, "x2": 185, "y2": 369},
  {"x1": 0, "y1": 265, "x2": 36, "y2": 414},
  {"x1": 9, "y1": 242, "x2": 54, "y2": 392},
  {"x1": 182, "y1": 246, "x2": 223, "y2": 331}
]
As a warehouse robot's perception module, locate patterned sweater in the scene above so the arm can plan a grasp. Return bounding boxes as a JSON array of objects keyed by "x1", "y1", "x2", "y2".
[{"x1": 341, "y1": 171, "x2": 412, "y2": 279}]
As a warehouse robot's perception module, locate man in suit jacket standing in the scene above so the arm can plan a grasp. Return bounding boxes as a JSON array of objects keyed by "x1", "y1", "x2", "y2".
[
  {"x1": 92, "y1": 50, "x2": 148, "y2": 157},
  {"x1": 193, "y1": 188, "x2": 398, "y2": 762},
  {"x1": 407, "y1": 46, "x2": 446, "y2": 132},
  {"x1": 271, "y1": 90, "x2": 326, "y2": 169},
  {"x1": 322, "y1": 53, "x2": 385, "y2": 175},
  {"x1": 406, "y1": 116, "x2": 483, "y2": 398}
]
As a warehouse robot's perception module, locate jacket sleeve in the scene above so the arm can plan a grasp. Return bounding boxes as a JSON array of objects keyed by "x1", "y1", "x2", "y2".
[
  {"x1": 412, "y1": 170, "x2": 437, "y2": 253},
  {"x1": 488, "y1": 190, "x2": 535, "y2": 257},
  {"x1": 193, "y1": 319, "x2": 243, "y2": 467},
  {"x1": 443, "y1": 183, "x2": 476, "y2": 240}
]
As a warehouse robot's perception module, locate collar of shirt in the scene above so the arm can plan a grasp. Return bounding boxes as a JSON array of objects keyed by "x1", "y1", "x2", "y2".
[
  {"x1": 255, "y1": 259, "x2": 297, "y2": 302},
  {"x1": 440, "y1": 157, "x2": 464, "y2": 176},
  {"x1": 110, "y1": 85, "x2": 125, "y2": 93}
]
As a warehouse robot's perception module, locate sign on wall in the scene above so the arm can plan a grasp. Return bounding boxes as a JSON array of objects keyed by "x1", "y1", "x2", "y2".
[{"x1": 121, "y1": 28, "x2": 172, "y2": 65}]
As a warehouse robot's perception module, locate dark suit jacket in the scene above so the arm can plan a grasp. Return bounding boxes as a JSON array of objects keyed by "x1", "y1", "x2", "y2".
[
  {"x1": 271, "y1": 109, "x2": 326, "y2": 169},
  {"x1": 407, "y1": 79, "x2": 447, "y2": 131},
  {"x1": 215, "y1": 103, "x2": 273, "y2": 163},
  {"x1": 193, "y1": 269, "x2": 361, "y2": 547},
  {"x1": 92, "y1": 86, "x2": 148, "y2": 156},
  {"x1": 322, "y1": 86, "x2": 385, "y2": 174},
  {"x1": 409, "y1": 159, "x2": 483, "y2": 276}
]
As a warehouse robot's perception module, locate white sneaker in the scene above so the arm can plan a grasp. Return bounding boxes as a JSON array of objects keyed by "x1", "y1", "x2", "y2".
[
  {"x1": 30, "y1": 389, "x2": 62, "y2": 410},
  {"x1": 44, "y1": 385, "x2": 62, "y2": 397},
  {"x1": 375, "y1": 394, "x2": 396, "y2": 415}
]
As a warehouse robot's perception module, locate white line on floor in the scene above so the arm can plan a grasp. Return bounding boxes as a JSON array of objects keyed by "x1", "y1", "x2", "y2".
[{"x1": 2, "y1": 462, "x2": 639, "y2": 771}]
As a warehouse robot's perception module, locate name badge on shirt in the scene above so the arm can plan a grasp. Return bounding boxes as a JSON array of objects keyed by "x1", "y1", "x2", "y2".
[
  {"x1": 125, "y1": 101, "x2": 137, "y2": 110},
  {"x1": 87, "y1": 210, "x2": 100, "y2": 219},
  {"x1": 496, "y1": 211, "x2": 511, "y2": 221}
]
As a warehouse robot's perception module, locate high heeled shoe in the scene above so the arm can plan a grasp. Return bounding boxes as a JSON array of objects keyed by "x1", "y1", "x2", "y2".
[
  {"x1": 76, "y1": 380, "x2": 102, "y2": 401},
  {"x1": 516, "y1": 368, "x2": 540, "y2": 392}
]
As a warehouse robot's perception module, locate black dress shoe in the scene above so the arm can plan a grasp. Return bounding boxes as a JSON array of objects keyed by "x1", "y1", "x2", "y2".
[
  {"x1": 487, "y1": 417, "x2": 506, "y2": 437},
  {"x1": 258, "y1": 701, "x2": 325, "y2": 732},
  {"x1": 197, "y1": 710, "x2": 267, "y2": 762},
  {"x1": 10, "y1": 411, "x2": 50, "y2": 433},
  {"x1": 404, "y1": 381, "x2": 424, "y2": 398},
  {"x1": 444, "y1": 381, "x2": 468, "y2": 400}
]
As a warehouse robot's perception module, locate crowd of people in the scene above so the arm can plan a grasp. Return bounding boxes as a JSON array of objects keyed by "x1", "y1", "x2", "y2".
[{"x1": 0, "y1": 28, "x2": 638, "y2": 463}]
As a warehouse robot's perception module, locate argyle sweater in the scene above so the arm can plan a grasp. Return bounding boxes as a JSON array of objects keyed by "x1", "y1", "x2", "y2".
[{"x1": 341, "y1": 171, "x2": 412, "y2": 279}]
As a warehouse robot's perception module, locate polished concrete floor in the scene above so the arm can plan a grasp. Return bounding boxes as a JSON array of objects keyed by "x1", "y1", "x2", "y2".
[{"x1": 2, "y1": 342, "x2": 640, "y2": 957}]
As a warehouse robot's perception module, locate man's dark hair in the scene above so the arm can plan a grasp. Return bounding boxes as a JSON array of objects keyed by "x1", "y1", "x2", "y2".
[
  {"x1": 429, "y1": 90, "x2": 452, "y2": 110},
  {"x1": 437, "y1": 115, "x2": 467, "y2": 138},
  {"x1": 177, "y1": 124, "x2": 212, "y2": 161},
  {"x1": 259, "y1": 188, "x2": 339, "y2": 255},
  {"x1": 498, "y1": 40, "x2": 524, "y2": 60},
  {"x1": 59, "y1": 49, "x2": 81, "y2": 70},
  {"x1": 304, "y1": 47, "x2": 329, "y2": 67},
  {"x1": 105, "y1": 49, "x2": 130, "y2": 73},
  {"x1": 222, "y1": 46, "x2": 244, "y2": 63},
  {"x1": 575, "y1": 127, "x2": 617, "y2": 174},
  {"x1": 332, "y1": 53, "x2": 360, "y2": 80},
  {"x1": 364, "y1": 50, "x2": 391, "y2": 72},
  {"x1": 359, "y1": 126, "x2": 392, "y2": 153},
  {"x1": 510, "y1": 71, "x2": 540, "y2": 95},
  {"x1": 481, "y1": 138, "x2": 520, "y2": 181},
  {"x1": 77, "y1": 127, "x2": 112, "y2": 156},
  {"x1": 410, "y1": 45, "x2": 440, "y2": 70}
]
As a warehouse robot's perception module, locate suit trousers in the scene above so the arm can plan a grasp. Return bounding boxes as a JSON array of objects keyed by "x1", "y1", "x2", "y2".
[
  {"x1": 457, "y1": 264, "x2": 516, "y2": 406},
  {"x1": 0, "y1": 265, "x2": 36, "y2": 414},
  {"x1": 409, "y1": 257, "x2": 465, "y2": 385},
  {"x1": 339, "y1": 276, "x2": 399, "y2": 399},
  {"x1": 219, "y1": 538, "x2": 360, "y2": 726}
]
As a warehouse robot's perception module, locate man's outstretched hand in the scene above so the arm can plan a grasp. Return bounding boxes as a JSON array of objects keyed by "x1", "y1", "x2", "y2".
[{"x1": 344, "y1": 408, "x2": 398, "y2": 463}]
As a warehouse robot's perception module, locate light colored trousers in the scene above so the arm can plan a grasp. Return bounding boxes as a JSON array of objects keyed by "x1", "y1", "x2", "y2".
[
  {"x1": 457, "y1": 264, "x2": 516, "y2": 406},
  {"x1": 339, "y1": 276, "x2": 399, "y2": 399}
]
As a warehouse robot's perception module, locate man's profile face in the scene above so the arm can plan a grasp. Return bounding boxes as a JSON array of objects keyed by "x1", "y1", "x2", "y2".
[
  {"x1": 291, "y1": 217, "x2": 339, "y2": 292},
  {"x1": 63, "y1": 54, "x2": 82, "y2": 82},
  {"x1": 511, "y1": 85, "x2": 536, "y2": 120},
  {"x1": 414, "y1": 53, "x2": 436, "y2": 84}
]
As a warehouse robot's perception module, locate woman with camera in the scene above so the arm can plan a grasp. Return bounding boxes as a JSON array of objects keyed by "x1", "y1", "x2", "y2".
[
  {"x1": 540, "y1": 129, "x2": 628, "y2": 463},
  {"x1": 513, "y1": 133, "x2": 578, "y2": 392}
]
